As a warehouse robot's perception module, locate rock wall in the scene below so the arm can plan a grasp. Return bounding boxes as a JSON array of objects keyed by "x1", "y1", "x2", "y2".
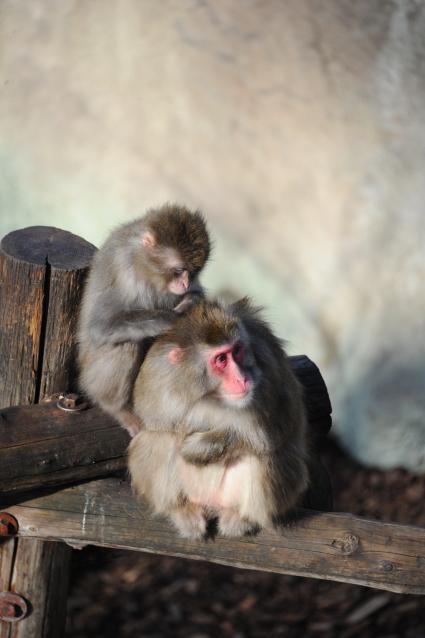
[{"x1": 1, "y1": 0, "x2": 425, "y2": 470}]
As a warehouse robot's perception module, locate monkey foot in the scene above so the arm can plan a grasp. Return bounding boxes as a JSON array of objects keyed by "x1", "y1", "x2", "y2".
[
  {"x1": 218, "y1": 511, "x2": 260, "y2": 538},
  {"x1": 171, "y1": 505, "x2": 207, "y2": 540}
]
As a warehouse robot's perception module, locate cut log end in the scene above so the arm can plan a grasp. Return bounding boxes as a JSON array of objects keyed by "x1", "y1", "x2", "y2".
[{"x1": 1, "y1": 226, "x2": 97, "y2": 270}]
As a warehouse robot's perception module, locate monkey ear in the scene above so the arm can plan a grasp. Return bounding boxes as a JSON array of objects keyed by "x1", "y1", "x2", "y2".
[
  {"x1": 141, "y1": 231, "x2": 156, "y2": 249},
  {"x1": 168, "y1": 347, "x2": 184, "y2": 365}
]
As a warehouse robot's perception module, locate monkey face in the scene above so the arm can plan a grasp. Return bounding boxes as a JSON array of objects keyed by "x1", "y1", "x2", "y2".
[
  {"x1": 138, "y1": 205, "x2": 210, "y2": 296},
  {"x1": 139, "y1": 239, "x2": 190, "y2": 295},
  {"x1": 167, "y1": 268, "x2": 190, "y2": 295},
  {"x1": 207, "y1": 339, "x2": 256, "y2": 408},
  {"x1": 167, "y1": 335, "x2": 256, "y2": 408}
]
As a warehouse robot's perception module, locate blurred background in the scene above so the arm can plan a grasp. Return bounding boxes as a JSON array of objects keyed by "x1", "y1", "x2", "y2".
[
  {"x1": 2, "y1": 0, "x2": 425, "y2": 472},
  {"x1": 2, "y1": 2, "x2": 425, "y2": 636}
]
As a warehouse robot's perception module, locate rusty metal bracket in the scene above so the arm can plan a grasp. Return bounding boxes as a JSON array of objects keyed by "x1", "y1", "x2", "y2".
[
  {"x1": 56, "y1": 392, "x2": 88, "y2": 412},
  {"x1": 0, "y1": 513, "x2": 18, "y2": 537},
  {"x1": 0, "y1": 592, "x2": 28, "y2": 622}
]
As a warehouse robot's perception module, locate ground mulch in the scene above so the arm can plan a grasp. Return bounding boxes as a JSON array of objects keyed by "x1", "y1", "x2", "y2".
[{"x1": 66, "y1": 438, "x2": 425, "y2": 638}]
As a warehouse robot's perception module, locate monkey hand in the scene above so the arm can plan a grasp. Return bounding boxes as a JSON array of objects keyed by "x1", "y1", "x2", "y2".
[
  {"x1": 174, "y1": 292, "x2": 202, "y2": 315},
  {"x1": 180, "y1": 431, "x2": 228, "y2": 465}
]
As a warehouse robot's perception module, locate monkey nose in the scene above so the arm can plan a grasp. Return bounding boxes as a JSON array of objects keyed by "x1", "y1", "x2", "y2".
[
  {"x1": 182, "y1": 272, "x2": 189, "y2": 289},
  {"x1": 237, "y1": 376, "x2": 250, "y2": 392}
]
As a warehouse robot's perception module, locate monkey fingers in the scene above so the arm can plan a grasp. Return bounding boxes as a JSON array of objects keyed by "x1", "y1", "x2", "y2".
[
  {"x1": 173, "y1": 292, "x2": 201, "y2": 314},
  {"x1": 180, "y1": 431, "x2": 228, "y2": 465}
]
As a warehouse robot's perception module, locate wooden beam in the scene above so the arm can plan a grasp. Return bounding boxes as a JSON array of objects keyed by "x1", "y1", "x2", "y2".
[
  {"x1": 0, "y1": 404, "x2": 129, "y2": 495},
  {"x1": 4, "y1": 478, "x2": 425, "y2": 596}
]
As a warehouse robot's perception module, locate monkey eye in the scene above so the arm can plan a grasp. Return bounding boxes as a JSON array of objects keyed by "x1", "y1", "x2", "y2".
[
  {"x1": 215, "y1": 352, "x2": 228, "y2": 369},
  {"x1": 173, "y1": 268, "x2": 184, "y2": 277}
]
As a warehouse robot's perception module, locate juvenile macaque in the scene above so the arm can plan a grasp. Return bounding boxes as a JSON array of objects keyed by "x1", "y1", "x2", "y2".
[
  {"x1": 128, "y1": 299, "x2": 309, "y2": 539},
  {"x1": 77, "y1": 204, "x2": 210, "y2": 437}
]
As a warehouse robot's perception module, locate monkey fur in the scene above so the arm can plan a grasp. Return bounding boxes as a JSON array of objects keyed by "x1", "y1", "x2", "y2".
[
  {"x1": 128, "y1": 298, "x2": 309, "y2": 539},
  {"x1": 77, "y1": 204, "x2": 210, "y2": 437}
]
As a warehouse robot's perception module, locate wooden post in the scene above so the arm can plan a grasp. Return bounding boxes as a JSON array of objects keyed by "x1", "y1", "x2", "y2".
[{"x1": 0, "y1": 226, "x2": 95, "y2": 637}]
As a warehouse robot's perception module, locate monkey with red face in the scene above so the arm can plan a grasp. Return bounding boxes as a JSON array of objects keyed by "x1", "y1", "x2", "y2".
[
  {"x1": 77, "y1": 204, "x2": 210, "y2": 437},
  {"x1": 128, "y1": 299, "x2": 309, "y2": 539}
]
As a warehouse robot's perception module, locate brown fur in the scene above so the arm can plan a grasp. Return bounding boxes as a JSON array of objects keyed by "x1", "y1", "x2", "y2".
[
  {"x1": 129, "y1": 299, "x2": 309, "y2": 539},
  {"x1": 144, "y1": 204, "x2": 210, "y2": 272},
  {"x1": 165, "y1": 300, "x2": 240, "y2": 347}
]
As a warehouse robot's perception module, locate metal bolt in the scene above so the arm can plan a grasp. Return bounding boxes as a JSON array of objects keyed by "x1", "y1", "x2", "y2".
[
  {"x1": 0, "y1": 513, "x2": 18, "y2": 537},
  {"x1": 0, "y1": 593, "x2": 28, "y2": 622},
  {"x1": 57, "y1": 392, "x2": 88, "y2": 412}
]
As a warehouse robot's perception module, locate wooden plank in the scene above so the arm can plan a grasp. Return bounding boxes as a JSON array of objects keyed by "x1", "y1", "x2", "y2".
[
  {"x1": 4, "y1": 478, "x2": 425, "y2": 596},
  {"x1": 0, "y1": 226, "x2": 96, "y2": 638},
  {"x1": 0, "y1": 540, "x2": 15, "y2": 593},
  {"x1": 0, "y1": 404, "x2": 129, "y2": 495}
]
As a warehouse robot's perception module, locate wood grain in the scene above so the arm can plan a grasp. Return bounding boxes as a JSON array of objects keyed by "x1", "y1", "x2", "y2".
[
  {"x1": 0, "y1": 226, "x2": 96, "y2": 638},
  {"x1": 5, "y1": 477, "x2": 425, "y2": 596},
  {"x1": 0, "y1": 254, "x2": 45, "y2": 408},
  {"x1": 0, "y1": 404, "x2": 129, "y2": 495}
]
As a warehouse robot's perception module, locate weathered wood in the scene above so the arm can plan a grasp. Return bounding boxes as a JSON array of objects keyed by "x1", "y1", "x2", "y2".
[
  {"x1": 0, "y1": 355, "x2": 330, "y2": 497},
  {"x1": 0, "y1": 541, "x2": 14, "y2": 594},
  {"x1": 4, "y1": 477, "x2": 425, "y2": 596},
  {"x1": 0, "y1": 226, "x2": 95, "y2": 404},
  {"x1": 0, "y1": 226, "x2": 96, "y2": 638},
  {"x1": 5, "y1": 541, "x2": 71, "y2": 637},
  {"x1": 0, "y1": 248, "x2": 45, "y2": 408},
  {"x1": 0, "y1": 404, "x2": 129, "y2": 495}
]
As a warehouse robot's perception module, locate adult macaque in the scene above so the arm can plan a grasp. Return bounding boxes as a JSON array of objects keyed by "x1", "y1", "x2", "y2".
[
  {"x1": 128, "y1": 299, "x2": 309, "y2": 539},
  {"x1": 77, "y1": 204, "x2": 210, "y2": 437}
]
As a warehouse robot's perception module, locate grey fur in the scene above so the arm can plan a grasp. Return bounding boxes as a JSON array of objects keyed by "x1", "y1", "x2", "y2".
[{"x1": 77, "y1": 209, "x2": 209, "y2": 436}]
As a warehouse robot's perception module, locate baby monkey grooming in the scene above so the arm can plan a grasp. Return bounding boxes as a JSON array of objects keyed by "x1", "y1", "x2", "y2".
[
  {"x1": 77, "y1": 204, "x2": 210, "y2": 436},
  {"x1": 129, "y1": 299, "x2": 309, "y2": 539}
]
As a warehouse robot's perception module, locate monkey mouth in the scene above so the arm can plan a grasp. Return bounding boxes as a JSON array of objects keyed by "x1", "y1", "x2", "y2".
[{"x1": 225, "y1": 390, "x2": 253, "y2": 405}]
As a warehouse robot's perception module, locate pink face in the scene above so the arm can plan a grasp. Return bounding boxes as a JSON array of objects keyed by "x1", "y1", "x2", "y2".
[
  {"x1": 141, "y1": 232, "x2": 189, "y2": 296},
  {"x1": 167, "y1": 268, "x2": 189, "y2": 295},
  {"x1": 209, "y1": 341, "x2": 253, "y2": 402}
]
